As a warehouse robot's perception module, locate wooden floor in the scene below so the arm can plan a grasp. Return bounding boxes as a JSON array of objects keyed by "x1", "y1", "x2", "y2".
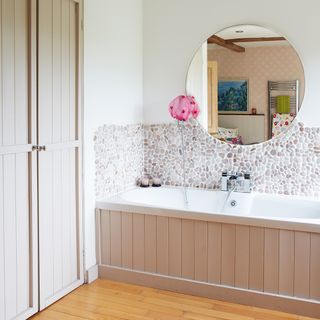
[{"x1": 31, "y1": 279, "x2": 319, "y2": 320}]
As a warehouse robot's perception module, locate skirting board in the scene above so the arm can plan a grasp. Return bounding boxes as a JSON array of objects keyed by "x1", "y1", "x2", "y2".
[
  {"x1": 99, "y1": 265, "x2": 320, "y2": 318},
  {"x1": 85, "y1": 264, "x2": 99, "y2": 284}
]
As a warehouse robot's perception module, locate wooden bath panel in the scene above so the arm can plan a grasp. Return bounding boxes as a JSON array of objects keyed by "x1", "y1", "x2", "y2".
[{"x1": 97, "y1": 209, "x2": 320, "y2": 317}]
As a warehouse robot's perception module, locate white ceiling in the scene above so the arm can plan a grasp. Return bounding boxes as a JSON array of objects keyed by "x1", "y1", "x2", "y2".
[{"x1": 216, "y1": 25, "x2": 281, "y2": 39}]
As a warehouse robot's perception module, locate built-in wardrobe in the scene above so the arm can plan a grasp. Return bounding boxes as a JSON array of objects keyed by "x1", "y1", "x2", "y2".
[{"x1": 0, "y1": 1, "x2": 83, "y2": 319}]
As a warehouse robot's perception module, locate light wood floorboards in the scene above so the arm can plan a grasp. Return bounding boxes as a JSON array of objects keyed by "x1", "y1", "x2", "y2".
[{"x1": 30, "y1": 279, "x2": 319, "y2": 320}]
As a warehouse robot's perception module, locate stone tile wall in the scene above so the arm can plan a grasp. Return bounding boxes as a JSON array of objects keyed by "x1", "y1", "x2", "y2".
[
  {"x1": 94, "y1": 124, "x2": 144, "y2": 199},
  {"x1": 144, "y1": 121, "x2": 320, "y2": 196},
  {"x1": 95, "y1": 121, "x2": 320, "y2": 198}
]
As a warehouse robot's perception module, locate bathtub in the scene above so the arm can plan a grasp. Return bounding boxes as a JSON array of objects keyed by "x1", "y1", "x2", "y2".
[
  {"x1": 96, "y1": 186, "x2": 320, "y2": 318},
  {"x1": 96, "y1": 186, "x2": 320, "y2": 232}
]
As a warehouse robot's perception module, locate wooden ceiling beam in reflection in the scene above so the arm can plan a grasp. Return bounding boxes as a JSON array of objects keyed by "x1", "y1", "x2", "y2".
[
  {"x1": 207, "y1": 35, "x2": 245, "y2": 53},
  {"x1": 226, "y1": 36, "x2": 286, "y2": 43}
]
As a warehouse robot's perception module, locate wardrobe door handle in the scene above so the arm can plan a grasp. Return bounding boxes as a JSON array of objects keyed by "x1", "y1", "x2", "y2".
[{"x1": 32, "y1": 145, "x2": 46, "y2": 152}]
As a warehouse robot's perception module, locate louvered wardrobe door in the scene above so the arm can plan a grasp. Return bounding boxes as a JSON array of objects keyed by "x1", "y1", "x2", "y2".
[
  {"x1": 0, "y1": 0, "x2": 38, "y2": 319},
  {"x1": 38, "y1": 0, "x2": 83, "y2": 309}
]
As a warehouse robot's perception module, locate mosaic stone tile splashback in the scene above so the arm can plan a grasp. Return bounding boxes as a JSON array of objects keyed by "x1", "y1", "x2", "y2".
[
  {"x1": 144, "y1": 121, "x2": 320, "y2": 197},
  {"x1": 94, "y1": 124, "x2": 144, "y2": 199},
  {"x1": 95, "y1": 121, "x2": 320, "y2": 199}
]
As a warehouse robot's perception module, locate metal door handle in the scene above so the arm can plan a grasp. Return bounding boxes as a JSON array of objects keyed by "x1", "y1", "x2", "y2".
[{"x1": 32, "y1": 145, "x2": 46, "y2": 152}]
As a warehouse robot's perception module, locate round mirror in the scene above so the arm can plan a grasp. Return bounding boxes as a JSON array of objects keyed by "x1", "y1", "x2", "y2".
[{"x1": 186, "y1": 25, "x2": 305, "y2": 145}]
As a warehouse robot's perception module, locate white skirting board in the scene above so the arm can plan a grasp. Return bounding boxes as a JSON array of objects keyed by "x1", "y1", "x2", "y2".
[
  {"x1": 85, "y1": 264, "x2": 99, "y2": 284},
  {"x1": 99, "y1": 265, "x2": 320, "y2": 318}
]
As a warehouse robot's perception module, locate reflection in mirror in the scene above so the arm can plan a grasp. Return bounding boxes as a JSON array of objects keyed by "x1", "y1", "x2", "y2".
[{"x1": 186, "y1": 25, "x2": 305, "y2": 145}]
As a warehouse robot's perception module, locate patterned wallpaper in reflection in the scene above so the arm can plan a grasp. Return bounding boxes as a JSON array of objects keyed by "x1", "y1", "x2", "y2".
[{"x1": 208, "y1": 45, "x2": 305, "y2": 137}]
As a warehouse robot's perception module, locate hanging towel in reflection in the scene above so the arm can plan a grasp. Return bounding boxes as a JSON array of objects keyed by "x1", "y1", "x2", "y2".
[
  {"x1": 276, "y1": 95, "x2": 290, "y2": 113},
  {"x1": 272, "y1": 112, "x2": 295, "y2": 137}
]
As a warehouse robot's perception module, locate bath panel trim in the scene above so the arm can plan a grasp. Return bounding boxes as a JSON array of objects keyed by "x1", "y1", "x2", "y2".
[{"x1": 99, "y1": 265, "x2": 320, "y2": 318}]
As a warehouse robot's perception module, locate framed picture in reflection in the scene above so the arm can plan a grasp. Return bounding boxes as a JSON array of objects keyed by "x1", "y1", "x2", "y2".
[{"x1": 218, "y1": 79, "x2": 249, "y2": 113}]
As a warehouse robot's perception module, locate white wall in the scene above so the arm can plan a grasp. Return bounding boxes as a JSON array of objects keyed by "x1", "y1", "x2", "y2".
[
  {"x1": 143, "y1": 0, "x2": 320, "y2": 126},
  {"x1": 83, "y1": 0, "x2": 320, "y2": 270},
  {"x1": 84, "y1": 0, "x2": 143, "y2": 269}
]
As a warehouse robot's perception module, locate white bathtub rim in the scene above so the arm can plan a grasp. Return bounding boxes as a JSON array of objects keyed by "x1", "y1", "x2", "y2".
[
  {"x1": 97, "y1": 185, "x2": 320, "y2": 202},
  {"x1": 97, "y1": 186, "x2": 320, "y2": 216},
  {"x1": 96, "y1": 198, "x2": 320, "y2": 234}
]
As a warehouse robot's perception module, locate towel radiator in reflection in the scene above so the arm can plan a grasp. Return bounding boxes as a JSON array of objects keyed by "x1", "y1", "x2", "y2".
[{"x1": 268, "y1": 80, "x2": 299, "y2": 138}]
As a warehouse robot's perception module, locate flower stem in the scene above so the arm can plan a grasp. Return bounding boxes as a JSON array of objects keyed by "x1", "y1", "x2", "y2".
[{"x1": 178, "y1": 121, "x2": 188, "y2": 206}]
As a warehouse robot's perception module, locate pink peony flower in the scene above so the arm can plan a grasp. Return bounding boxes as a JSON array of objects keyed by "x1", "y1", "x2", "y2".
[
  {"x1": 187, "y1": 96, "x2": 200, "y2": 119},
  {"x1": 168, "y1": 95, "x2": 200, "y2": 121}
]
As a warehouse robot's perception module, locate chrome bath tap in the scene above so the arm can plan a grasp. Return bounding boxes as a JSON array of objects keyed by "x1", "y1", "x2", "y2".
[{"x1": 221, "y1": 171, "x2": 251, "y2": 193}]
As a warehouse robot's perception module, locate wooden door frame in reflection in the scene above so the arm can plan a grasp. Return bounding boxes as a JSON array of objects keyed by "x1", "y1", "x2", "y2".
[{"x1": 207, "y1": 61, "x2": 218, "y2": 134}]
